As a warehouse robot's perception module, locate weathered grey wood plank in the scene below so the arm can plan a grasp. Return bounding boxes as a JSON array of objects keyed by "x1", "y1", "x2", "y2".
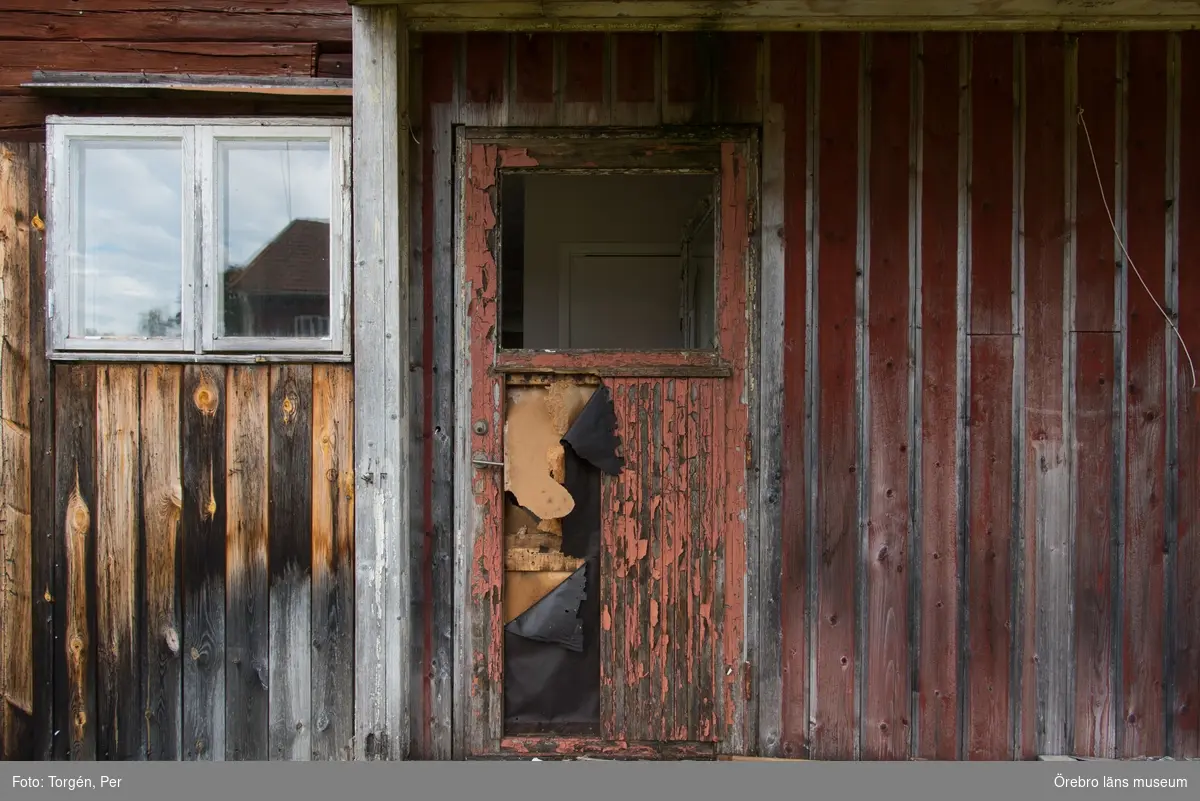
[
  {"x1": 225, "y1": 366, "x2": 270, "y2": 761},
  {"x1": 268, "y1": 366, "x2": 312, "y2": 761},
  {"x1": 352, "y1": 4, "x2": 411, "y2": 760}
]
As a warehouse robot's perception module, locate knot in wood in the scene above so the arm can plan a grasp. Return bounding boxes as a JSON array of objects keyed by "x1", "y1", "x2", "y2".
[{"x1": 193, "y1": 384, "x2": 219, "y2": 416}]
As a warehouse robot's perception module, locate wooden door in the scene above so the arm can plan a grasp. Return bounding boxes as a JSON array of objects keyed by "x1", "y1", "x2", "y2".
[{"x1": 456, "y1": 129, "x2": 757, "y2": 758}]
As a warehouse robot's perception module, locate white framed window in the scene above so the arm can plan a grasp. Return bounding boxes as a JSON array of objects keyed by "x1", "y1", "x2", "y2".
[{"x1": 46, "y1": 116, "x2": 351, "y2": 361}]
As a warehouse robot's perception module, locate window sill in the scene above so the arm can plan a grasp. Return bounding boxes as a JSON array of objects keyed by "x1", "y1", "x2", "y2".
[{"x1": 47, "y1": 351, "x2": 352, "y2": 365}]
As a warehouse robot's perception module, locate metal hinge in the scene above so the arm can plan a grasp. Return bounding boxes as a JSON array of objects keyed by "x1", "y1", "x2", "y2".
[
  {"x1": 743, "y1": 661, "x2": 753, "y2": 702},
  {"x1": 745, "y1": 433, "x2": 754, "y2": 470}
]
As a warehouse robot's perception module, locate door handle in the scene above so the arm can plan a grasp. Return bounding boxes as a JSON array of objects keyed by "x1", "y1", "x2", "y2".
[{"x1": 472, "y1": 458, "x2": 504, "y2": 468}]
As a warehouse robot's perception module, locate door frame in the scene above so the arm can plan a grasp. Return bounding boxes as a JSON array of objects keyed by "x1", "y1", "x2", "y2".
[{"x1": 450, "y1": 126, "x2": 763, "y2": 759}]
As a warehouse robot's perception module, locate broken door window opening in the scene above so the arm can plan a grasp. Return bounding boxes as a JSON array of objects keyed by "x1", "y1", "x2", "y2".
[{"x1": 498, "y1": 172, "x2": 717, "y2": 352}]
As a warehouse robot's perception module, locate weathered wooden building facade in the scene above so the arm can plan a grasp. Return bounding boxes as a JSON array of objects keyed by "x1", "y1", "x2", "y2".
[{"x1": 2, "y1": 0, "x2": 1200, "y2": 762}]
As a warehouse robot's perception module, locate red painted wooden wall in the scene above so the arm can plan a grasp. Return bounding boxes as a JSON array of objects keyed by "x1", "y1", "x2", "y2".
[{"x1": 415, "y1": 31, "x2": 1200, "y2": 760}]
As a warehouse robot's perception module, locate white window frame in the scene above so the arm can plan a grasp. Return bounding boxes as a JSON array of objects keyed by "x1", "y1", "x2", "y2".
[{"x1": 46, "y1": 115, "x2": 352, "y2": 362}]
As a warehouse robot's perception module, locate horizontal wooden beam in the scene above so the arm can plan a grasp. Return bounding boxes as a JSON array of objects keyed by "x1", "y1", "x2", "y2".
[
  {"x1": 25, "y1": 72, "x2": 351, "y2": 98},
  {"x1": 346, "y1": 0, "x2": 1200, "y2": 30}
]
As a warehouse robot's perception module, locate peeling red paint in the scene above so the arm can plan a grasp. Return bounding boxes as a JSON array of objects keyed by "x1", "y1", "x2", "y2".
[
  {"x1": 466, "y1": 143, "x2": 508, "y2": 751},
  {"x1": 499, "y1": 147, "x2": 539, "y2": 168}
]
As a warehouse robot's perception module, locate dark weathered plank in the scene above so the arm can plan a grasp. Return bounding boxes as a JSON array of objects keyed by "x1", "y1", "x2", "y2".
[
  {"x1": 268, "y1": 366, "x2": 312, "y2": 761},
  {"x1": 225, "y1": 366, "x2": 270, "y2": 761},
  {"x1": 55, "y1": 364, "x2": 96, "y2": 760},
  {"x1": 559, "y1": 31, "x2": 605, "y2": 125},
  {"x1": 969, "y1": 34, "x2": 1014, "y2": 337},
  {"x1": 917, "y1": 33, "x2": 964, "y2": 761},
  {"x1": 0, "y1": 42, "x2": 317, "y2": 89},
  {"x1": 23, "y1": 142, "x2": 53, "y2": 761},
  {"x1": 1073, "y1": 334, "x2": 1118, "y2": 757},
  {"x1": 512, "y1": 32, "x2": 553, "y2": 104},
  {"x1": 464, "y1": 32, "x2": 506, "y2": 105},
  {"x1": 1121, "y1": 31, "x2": 1167, "y2": 759},
  {"x1": 612, "y1": 33, "x2": 659, "y2": 124},
  {"x1": 141, "y1": 366, "x2": 183, "y2": 760},
  {"x1": 1174, "y1": 30, "x2": 1200, "y2": 760},
  {"x1": 1072, "y1": 33, "x2": 1121, "y2": 760},
  {"x1": 181, "y1": 365, "x2": 226, "y2": 760},
  {"x1": 966, "y1": 337, "x2": 1015, "y2": 760},
  {"x1": 95, "y1": 365, "x2": 142, "y2": 760},
  {"x1": 715, "y1": 33, "x2": 760, "y2": 124},
  {"x1": 771, "y1": 30, "x2": 808, "y2": 761},
  {"x1": 1075, "y1": 34, "x2": 1119, "y2": 334},
  {"x1": 1, "y1": 10, "x2": 349, "y2": 44},
  {"x1": 1022, "y1": 33, "x2": 1070, "y2": 759},
  {"x1": 864, "y1": 30, "x2": 912, "y2": 761},
  {"x1": 0, "y1": 139, "x2": 33, "y2": 760},
  {"x1": 421, "y1": 34, "x2": 456, "y2": 761},
  {"x1": 312, "y1": 365, "x2": 354, "y2": 761},
  {"x1": 812, "y1": 31, "x2": 860, "y2": 761}
]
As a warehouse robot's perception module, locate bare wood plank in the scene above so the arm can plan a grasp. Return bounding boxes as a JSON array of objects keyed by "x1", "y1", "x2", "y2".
[
  {"x1": 141, "y1": 365, "x2": 183, "y2": 760},
  {"x1": 95, "y1": 365, "x2": 142, "y2": 760},
  {"x1": 0, "y1": 142, "x2": 31, "y2": 428},
  {"x1": 352, "y1": 5, "x2": 410, "y2": 760},
  {"x1": 1174, "y1": 30, "x2": 1200, "y2": 760},
  {"x1": 917, "y1": 31, "x2": 963, "y2": 762},
  {"x1": 812, "y1": 31, "x2": 860, "y2": 761},
  {"x1": 312, "y1": 365, "x2": 354, "y2": 761},
  {"x1": 771, "y1": 31, "x2": 808, "y2": 760},
  {"x1": 225, "y1": 366, "x2": 269, "y2": 761},
  {"x1": 864, "y1": 30, "x2": 913, "y2": 761},
  {"x1": 181, "y1": 365, "x2": 226, "y2": 760},
  {"x1": 2, "y1": 10, "x2": 350, "y2": 44},
  {"x1": 0, "y1": 139, "x2": 33, "y2": 759},
  {"x1": 1022, "y1": 32, "x2": 1071, "y2": 758},
  {"x1": 1121, "y1": 31, "x2": 1168, "y2": 759},
  {"x1": 23, "y1": 142, "x2": 53, "y2": 760},
  {"x1": 268, "y1": 366, "x2": 312, "y2": 761},
  {"x1": 53, "y1": 366, "x2": 96, "y2": 759},
  {"x1": 0, "y1": 43, "x2": 318, "y2": 90}
]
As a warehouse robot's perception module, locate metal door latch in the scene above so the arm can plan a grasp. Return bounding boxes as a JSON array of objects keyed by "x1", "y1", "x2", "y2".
[{"x1": 472, "y1": 458, "x2": 504, "y2": 468}]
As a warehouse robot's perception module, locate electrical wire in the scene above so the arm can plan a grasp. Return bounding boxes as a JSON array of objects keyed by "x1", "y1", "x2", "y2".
[{"x1": 1077, "y1": 105, "x2": 1197, "y2": 392}]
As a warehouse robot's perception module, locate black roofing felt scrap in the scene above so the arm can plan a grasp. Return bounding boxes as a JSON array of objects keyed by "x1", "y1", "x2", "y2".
[
  {"x1": 560, "y1": 443, "x2": 600, "y2": 559},
  {"x1": 562, "y1": 384, "x2": 624, "y2": 476},
  {"x1": 503, "y1": 558, "x2": 602, "y2": 733},
  {"x1": 502, "y1": 381, "x2": 621, "y2": 733},
  {"x1": 503, "y1": 563, "x2": 587, "y2": 652}
]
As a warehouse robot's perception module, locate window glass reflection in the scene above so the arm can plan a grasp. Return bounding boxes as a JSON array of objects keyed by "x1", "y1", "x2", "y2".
[
  {"x1": 218, "y1": 139, "x2": 331, "y2": 339},
  {"x1": 71, "y1": 139, "x2": 183, "y2": 339}
]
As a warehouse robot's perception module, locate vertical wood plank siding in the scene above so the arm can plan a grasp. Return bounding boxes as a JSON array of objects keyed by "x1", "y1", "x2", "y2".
[
  {"x1": 407, "y1": 29, "x2": 1200, "y2": 760},
  {"x1": 4, "y1": 24, "x2": 1200, "y2": 761},
  {"x1": 34, "y1": 363, "x2": 354, "y2": 760}
]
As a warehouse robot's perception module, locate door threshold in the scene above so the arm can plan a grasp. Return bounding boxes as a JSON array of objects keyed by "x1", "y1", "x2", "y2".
[{"x1": 498, "y1": 736, "x2": 718, "y2": 760}]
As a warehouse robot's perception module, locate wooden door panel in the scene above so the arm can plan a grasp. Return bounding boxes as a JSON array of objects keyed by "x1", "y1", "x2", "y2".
[
  {"x1": 601, "y1": 377, "x2": 727, "y2": 742},
  {"x1": 459, "y1": 132, "x2": 755, "y2": 756}
]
